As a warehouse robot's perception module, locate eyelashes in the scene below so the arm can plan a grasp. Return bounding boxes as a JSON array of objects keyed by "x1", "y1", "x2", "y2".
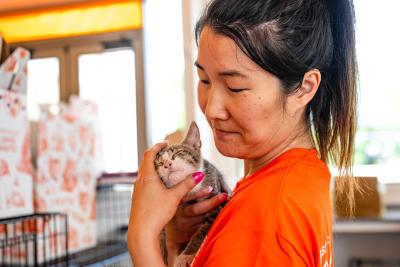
[
  {"x1": 171, "y1": 151, "x2": 185, "y2": 160},
  {"x1": 199, "y1": 80, "x2": 247, "y2": 93},
  {"x1": 154, "y1": 161, "x2": 163, "y2": 167},
  {"x1": 228, "y1": 87, "x2": 246, "y2": 93}
]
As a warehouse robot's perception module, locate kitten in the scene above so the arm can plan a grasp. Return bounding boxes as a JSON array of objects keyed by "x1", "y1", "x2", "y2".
[{"x1": 155, "y1": 121, "x2": 231, "y2": 267}]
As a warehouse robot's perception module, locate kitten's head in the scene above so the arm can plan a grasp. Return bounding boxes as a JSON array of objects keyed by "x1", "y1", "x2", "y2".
[{"x1": 155, "y1": 121, "x2": 202, "y2": 188}]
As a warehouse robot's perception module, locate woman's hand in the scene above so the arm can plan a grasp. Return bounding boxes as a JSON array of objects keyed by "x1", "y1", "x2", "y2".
[
  {"x1": 127, "y1": 141, "x2": 204, "y2": 267},
  {"x1": 165, "y1": 189, "x2": 228, "y2": 246},
  {"x1": 164, "y1": 189, "x2": 228, "y2": 265}
]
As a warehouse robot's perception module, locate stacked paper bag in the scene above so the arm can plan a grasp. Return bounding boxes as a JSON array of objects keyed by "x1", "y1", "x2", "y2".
[
  {"x1": 0, "y1": 48, "x2": 39, "y2": 265},
  {"x1": 35, "y1": 96, "x2": 103, "y2": 253},
  {"x1": 0, "y1": 48, "x2": 33, "y2": 219}
]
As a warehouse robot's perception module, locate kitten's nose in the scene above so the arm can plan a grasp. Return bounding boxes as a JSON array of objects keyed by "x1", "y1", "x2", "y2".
[{"x1": 164, "y1": 161, "x2": 172, "y2": 168}]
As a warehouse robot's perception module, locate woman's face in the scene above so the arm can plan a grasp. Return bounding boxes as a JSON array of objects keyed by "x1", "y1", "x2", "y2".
[{"x1": 196, "y1": 27, "x2": 305, "y2": 159}]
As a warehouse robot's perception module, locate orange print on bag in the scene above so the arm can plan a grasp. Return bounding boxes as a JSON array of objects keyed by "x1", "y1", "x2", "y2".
[
  {"x1": 90, "y1": 196, "x2": 96, "y2": 221},
  {"x1": 7, "y1": 191, "x2": 25, "y2": 207},
  {"x1": 62, "y1": 160, "x2": 78, "y2": 192},
  {"x1": 3, "y1": 92, "x2": 24, "y2": 118},
  {"x1": 38, "y1": 138, "x2": 48, "y2": 155},
  {"x1": 68, "y1": 227, "x2": 78, "y2": 249},
  {"x1": 0, "y1": 159, "x2": 10, "y2": 176},
  {"x1": 79, "y1": 125, "x2": 90, "y2": 143},
  {"x1": 62, "y1": 113, "x2": 77, "y2": 124},
  {"x1": 34, "y1": 195, "x2": 47, "y2": 211},
  {"x1": 79, "y1": 192, "x2": 89, "y2": 212},
  {"x1": 17, "y1": 132, "x2": 33, "y2": 175},
  {"x1": 48, "y1": 158, "x2": 61, "y2": 180},
  {"x1": 51, "y1": 134, "x2": 64, "y2": 152},
  {"x1": 4, "y1": 56, "x2": 17, "y2": 72}
]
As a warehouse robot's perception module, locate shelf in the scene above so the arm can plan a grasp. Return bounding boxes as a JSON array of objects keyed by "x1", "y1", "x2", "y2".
[
  {"x1": 334, "y1": 210, "x2": 400, "y2": 234},
  {"x1": 68, "y1": 241, "x2": 131, "y2": 266}
]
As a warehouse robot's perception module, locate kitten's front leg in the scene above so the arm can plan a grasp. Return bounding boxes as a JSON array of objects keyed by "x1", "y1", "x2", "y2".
[
  {"x1": 160, "y1": 228, "x2": 188, "y2": 266},
  {"x1": 174, "y1": 222, "x2": 212, "y2": 267},
  {"x1": 174, "y1": 254, "x2": 195, "y2": 267}
]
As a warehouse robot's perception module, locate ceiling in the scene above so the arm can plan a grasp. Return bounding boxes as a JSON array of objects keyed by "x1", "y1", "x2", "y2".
[{"x1": 0, "y1": 0, "x2": 98, "y2": 13}]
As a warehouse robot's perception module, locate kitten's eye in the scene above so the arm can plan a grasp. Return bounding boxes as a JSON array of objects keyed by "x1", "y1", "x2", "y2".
[
  {"x1": 172, "y1": 151, "x2": 184, "y2": 160},
  {"x1": 228, "y1": 87, "x2": 247, "y2": 93},
  {"x1": 155, "y1": 161, "x2": 163, "y2": 167}
]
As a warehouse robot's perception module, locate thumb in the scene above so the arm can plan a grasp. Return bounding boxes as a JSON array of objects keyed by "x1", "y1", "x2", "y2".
[{"x1": 173, "y1": 172, "x2": 205, "y2": 200}]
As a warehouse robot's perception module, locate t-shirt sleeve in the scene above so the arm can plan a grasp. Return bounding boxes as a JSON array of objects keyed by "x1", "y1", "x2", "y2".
[{"x1": 200, "y1": 228, "x2": 307, "y2": 267}]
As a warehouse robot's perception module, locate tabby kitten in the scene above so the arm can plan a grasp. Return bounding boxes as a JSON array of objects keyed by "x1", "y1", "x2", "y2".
[{"x1": 155, "y1": 121, "x2": 231, "y2": 267}]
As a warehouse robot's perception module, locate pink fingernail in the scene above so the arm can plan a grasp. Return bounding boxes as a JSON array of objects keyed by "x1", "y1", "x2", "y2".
[
  {"x1": 220, "y1": 193, "x2": 228, "y2": 201},
  {"x1": 192, "y1": 172, "x2": 204, "y2": 184}
]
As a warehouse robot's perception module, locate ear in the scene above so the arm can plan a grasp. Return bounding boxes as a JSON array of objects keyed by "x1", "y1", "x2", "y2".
[
  {"x1": 295, "y1": 69, "x2": 321, "y2": 105},
  {"x1": 182, "y1": 121, "x2": 202, "y2": 151},
  {"x1": 285, "y1": 69, "x2": 321, "y2": 117}
]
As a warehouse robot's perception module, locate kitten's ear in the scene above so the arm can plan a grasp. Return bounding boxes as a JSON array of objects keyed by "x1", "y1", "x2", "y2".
[{"x1": 182, "y1": 121, "x2": 201, "y2": 151}]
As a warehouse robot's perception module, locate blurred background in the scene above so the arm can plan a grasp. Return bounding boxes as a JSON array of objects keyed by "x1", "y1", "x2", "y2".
[{"x1": 0, "y1": 0, "x2": 399, "y2": 266}]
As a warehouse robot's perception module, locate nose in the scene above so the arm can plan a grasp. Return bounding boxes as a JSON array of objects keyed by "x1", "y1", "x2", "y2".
[
  {"x1": 204, "y1": 87, "x2": 229, "y2": 121},
  {"x1": 163, "y1": 160, "x2": 172, "y2": 169}
]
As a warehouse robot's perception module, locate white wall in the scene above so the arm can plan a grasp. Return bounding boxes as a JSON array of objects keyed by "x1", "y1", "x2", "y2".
[{"x1": 142, "y1": 0, "x2": 186, "y2": 146}]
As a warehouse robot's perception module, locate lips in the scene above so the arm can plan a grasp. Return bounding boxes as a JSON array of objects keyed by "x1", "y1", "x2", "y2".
[
  {"x1": 214, "y1": 126, "x2": 237, "y2": 133},
  {"x1": 214, "y1": 127, "x2": 238, "y2": 139},
  {"x1": 215, "y1": 128, "x2": 235, "y2": 134}
]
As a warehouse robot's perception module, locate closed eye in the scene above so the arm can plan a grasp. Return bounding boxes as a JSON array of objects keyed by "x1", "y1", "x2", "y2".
[
  {"x1": 200, "y1": 80, "x2": 210, "y2": 85},
  {"x1": 172, "y1": 151, "x2": 184, "y2": 160},
  {"x1": 155, "y1": 162, "x2": 163, "y2": 167},
  {"x1": 228, "y1": 87, "x2": 247, "y2": 93}
]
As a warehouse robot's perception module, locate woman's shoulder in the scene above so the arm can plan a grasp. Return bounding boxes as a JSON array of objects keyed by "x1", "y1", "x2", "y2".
[
  {"x1": 237, "y1": 148, "x2": 330, "y2": 194},
  {"x1": 280, "y1": 148, "x2": 331, "y2": 200}
]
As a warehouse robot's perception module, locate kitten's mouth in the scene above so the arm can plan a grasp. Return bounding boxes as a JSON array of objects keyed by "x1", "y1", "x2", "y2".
[{"x1": 166, "y1": 168, "x2": 184, "y2": 174}]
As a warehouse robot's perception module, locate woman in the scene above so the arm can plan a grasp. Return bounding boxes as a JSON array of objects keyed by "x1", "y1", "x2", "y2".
[{"x1": 128, "y1": 0, "x2": 357, "y2": 266}]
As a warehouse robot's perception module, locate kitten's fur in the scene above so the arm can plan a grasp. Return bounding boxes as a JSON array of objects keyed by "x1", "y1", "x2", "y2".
[{"x1": 155, "y1": 121, "x2": 231, "y2": 267}]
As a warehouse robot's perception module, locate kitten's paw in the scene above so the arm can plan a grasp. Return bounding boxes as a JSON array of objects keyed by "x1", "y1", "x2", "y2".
[{"x1": 174, "y1": 254, "x2": 195, "y2": 267}]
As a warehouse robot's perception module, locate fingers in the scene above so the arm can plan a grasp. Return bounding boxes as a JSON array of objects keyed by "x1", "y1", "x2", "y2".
[
  {"x1": 182, "y1": 193, "x2": 228, "y2": 217},
  {"x1": 173, "y1": 172, "x2": 205, "y2": 200},
  {"x1": 177, "y1": 215, "x2": 205, "y2": 228},
  {"x1": 182, "y1": 185, "x2": 213, "y2": 202},
  {"x1": 142, "y1": 141, "x2": 169, "y2": 163},
  {"x1": 137, "y1": 141, "x2": 169, "y2": 180}
]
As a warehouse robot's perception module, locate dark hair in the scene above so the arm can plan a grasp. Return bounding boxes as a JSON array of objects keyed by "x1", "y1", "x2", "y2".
[{"x1": 196, "y1": 0, "x2": 358, "y2": 213}]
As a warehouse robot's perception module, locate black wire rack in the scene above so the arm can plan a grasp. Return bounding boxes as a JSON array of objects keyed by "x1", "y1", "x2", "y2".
[
  {"x1": 0, "y1": 213, "x2": 68, "y2": 267},
  {"x1": 0, "y1": 174, "x2": 135, "y2": 266},
  {"x1": 68, "y1": 174, "x2": 135, "y2": 266},
  {"x1": 350, "y1": 258, "x2": 400, "y2": 267}
]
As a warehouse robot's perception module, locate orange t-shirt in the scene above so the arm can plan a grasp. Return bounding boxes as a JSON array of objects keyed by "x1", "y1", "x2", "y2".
[{"x1": 191, "y1": 148, "x2": 333, "y2": 267}]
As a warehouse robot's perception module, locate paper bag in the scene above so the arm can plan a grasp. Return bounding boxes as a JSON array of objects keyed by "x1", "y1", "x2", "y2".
[
  {"x1": 0, "y1": 48, "x2": 33, "y2": 219},
  {"x1": 35, "y1": 96, "x2": 103, "y2": 253}
]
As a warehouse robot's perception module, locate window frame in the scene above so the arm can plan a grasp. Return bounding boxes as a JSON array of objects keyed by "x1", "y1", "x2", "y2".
[{"x1": 10, "y1": 30, "x2": 147, "y2": 170}]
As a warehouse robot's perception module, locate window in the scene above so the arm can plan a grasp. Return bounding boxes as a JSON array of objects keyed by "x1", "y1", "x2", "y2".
[
  {"x1": 27, "y1": 57, "x2": 60, "y2": 120},
  {"x1": 79, "y1": 49, "x2": 138, "y2": 172},
  {"x1": 354, "y1": 0, "x2": 400, "y2": 183},
  {"x1": 15, "y1": 31, "x2": 145, "y2": 174}
]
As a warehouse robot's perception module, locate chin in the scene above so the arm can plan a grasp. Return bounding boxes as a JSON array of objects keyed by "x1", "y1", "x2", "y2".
[{"x1": 214, "y1": 140, "x2": 244, "y2": 158}]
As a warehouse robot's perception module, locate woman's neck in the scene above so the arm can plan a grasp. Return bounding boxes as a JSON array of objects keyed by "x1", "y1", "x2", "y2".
[{"x1": 243, "y1": 129, "x2": 313, "y2": 178}]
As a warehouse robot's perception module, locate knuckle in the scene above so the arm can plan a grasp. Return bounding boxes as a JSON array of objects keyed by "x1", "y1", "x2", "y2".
[{"x1": 186, "y1": 205, "x2": 198, "y2": 216}]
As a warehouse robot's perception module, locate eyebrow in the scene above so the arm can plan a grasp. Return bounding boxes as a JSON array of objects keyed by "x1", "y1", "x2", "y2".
[{"x1": 194, "y1": 61, "x2": 248, "y2": 78}]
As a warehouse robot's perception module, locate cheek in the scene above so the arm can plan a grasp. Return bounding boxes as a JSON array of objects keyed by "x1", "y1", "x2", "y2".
[{"x1": 197, "y1": 85, "x2": 207, "y2": 114}]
